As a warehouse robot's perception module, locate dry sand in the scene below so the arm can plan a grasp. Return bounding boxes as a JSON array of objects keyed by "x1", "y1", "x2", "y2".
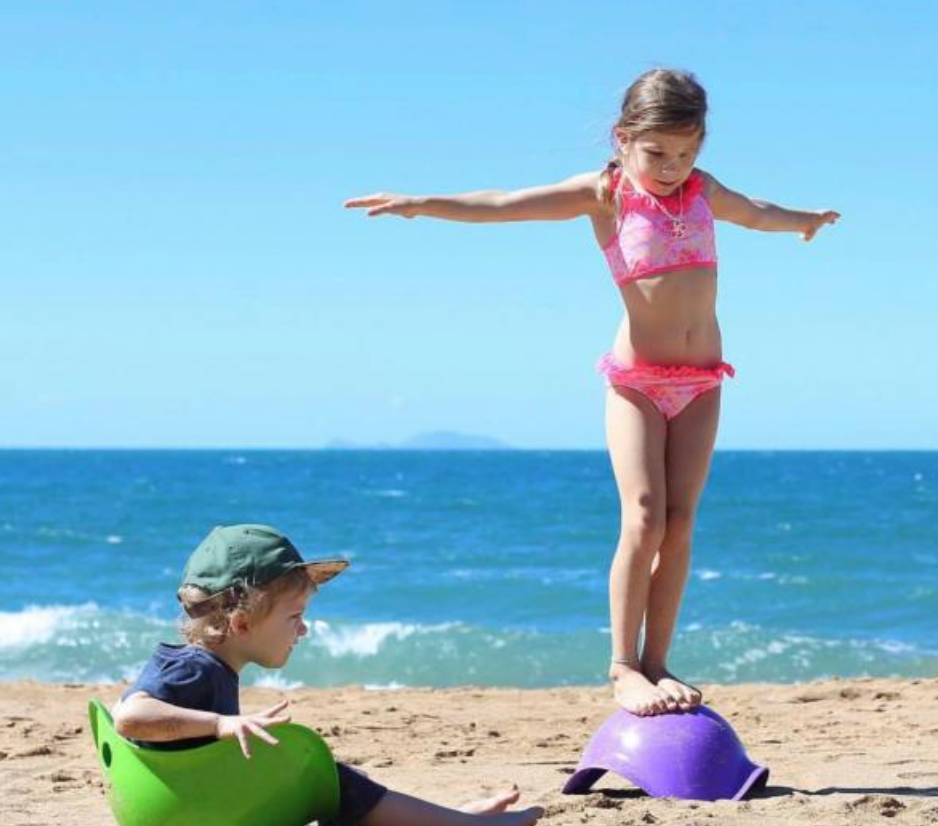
[{"x1": 2, "y1": 678, "x2": 937, "y2": 826}]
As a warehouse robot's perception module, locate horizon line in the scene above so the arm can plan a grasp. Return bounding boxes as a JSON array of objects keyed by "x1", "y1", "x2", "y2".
[{"x1": 1, "y1": 445, "x2": 936, "y2": 453}]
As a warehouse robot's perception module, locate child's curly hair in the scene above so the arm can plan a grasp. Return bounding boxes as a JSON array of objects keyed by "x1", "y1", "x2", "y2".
[{"x1": 178, "y1": 568, "x2": 315, "y2": 647}]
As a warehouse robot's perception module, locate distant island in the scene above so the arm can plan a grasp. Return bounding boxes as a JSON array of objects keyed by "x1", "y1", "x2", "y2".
[{"x1": 325, "y1": 430, "x2": 511, "y2": 450}]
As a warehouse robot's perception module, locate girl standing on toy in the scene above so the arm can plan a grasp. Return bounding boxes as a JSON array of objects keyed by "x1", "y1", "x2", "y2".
[{"x1": 346, "y1": 69, "x2": 839, "y2": 716}]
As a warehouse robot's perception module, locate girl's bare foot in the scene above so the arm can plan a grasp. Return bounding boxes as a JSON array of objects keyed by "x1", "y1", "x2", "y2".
[
  {"x1": 461, "y1": 785, "x2": 520, "y2": 814},
  {"x1": 642, "y1": 662, "x2": 702, "y2": 711},
  {"x1": 609, "y1": 662, "x2": 678, "y2": 715}
]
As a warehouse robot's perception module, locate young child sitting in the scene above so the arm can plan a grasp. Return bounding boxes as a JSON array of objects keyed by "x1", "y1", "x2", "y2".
[{"x1": 113, "y1": 524, "x2": 544, "y2": 826}]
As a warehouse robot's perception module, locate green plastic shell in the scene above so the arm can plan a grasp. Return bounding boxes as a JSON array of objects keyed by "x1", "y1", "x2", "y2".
[{"x1": 89, "y1": 699, "x2": 340, "y2": 826}]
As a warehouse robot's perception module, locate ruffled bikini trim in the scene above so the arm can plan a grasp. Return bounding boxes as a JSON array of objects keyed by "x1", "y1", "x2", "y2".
[{"x1": 597, "y1": 352, "x2": 735, "y2": 380}]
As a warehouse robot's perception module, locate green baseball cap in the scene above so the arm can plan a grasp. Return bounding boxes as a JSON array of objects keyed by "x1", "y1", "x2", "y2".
[{"x1": 178, "y1": 524, "x2": 349, "y2": 618}]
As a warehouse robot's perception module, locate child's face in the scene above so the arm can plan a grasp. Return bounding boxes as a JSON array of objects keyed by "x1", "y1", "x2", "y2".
[
  {"x1": 242, "y1": 588, "x2": 311, "y2": 670},
  {"x1": 619, "y1": 129, "x2": 701, "y2": 197}
]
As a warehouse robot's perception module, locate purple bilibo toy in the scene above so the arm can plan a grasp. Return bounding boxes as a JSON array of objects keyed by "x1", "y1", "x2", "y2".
[{"x1": 563, "y1": 705, "x2": 768, "y2": 801}]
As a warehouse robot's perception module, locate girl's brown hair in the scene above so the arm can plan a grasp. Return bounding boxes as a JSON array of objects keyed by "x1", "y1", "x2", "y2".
[
  {"x1": 599, "y1": 69, "x2": 708, "y2": 204},
  {"x1": 178, "y1": 568, "x2": 314, "y2": 647}
]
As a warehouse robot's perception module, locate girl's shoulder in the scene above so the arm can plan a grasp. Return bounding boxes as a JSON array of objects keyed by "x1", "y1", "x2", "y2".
[
  {"x1": 548, "y1": 168, "x2": 615, "y2": 217},
  {"x1": 693, "y1": 168, "x2": 720, "y2": 201}
]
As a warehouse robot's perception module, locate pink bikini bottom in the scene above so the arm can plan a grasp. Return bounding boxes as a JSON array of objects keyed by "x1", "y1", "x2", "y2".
[{"x1": 598, "y1": 352, "x2": 735, "y2": 420}]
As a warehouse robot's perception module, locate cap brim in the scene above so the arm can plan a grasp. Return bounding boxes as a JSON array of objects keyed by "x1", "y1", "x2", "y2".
[{"x1": 298, "y1": 558, "x2": 349, "y2": 586}]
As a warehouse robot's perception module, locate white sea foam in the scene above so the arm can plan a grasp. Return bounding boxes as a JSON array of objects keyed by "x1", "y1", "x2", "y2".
[
  {"x1": 312, "y1": 622, "x2": 418, "y2": 657},
  {"x1": 105, "y1": 535, "x2": 123, "y2": 544},
  {"x1": 0, "y1": 603, "x2": 100, "y2": 648},
  {"x1": 364, "y1": 681, "x2": 406, "y2": 691},
  {"x1": 311, "y1": 621, "x2": 458, "y2": 658},
  {"x1": 776, "y1": 574, "x2": 809, "y2": 586},
  {"x1": 873, "y1": 640, "x2": 917, "y2": 655},
  {"x1": 251, "y1": 673, "x2": 303, "y2": 690},
  {"x1": 696, "y1": 569, "x2": 722, "y2": 581}
]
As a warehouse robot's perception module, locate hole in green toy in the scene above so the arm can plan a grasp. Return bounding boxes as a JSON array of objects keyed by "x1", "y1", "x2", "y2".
[{"x1": 102, "y1": 742, "x2": 112, "y2": 768}]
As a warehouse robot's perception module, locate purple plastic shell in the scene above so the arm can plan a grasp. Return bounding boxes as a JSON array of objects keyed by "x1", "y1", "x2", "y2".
[{"x1": 562, "y1": 705, "x2": 768, "y2": 801}]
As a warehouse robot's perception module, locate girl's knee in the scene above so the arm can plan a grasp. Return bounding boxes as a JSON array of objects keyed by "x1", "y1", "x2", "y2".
[
  {"x1": 618, "y1": 497, "x2": 666, "y2": 554},
  {"x1": 664, "y1": 504, "x2": 696, "y2": 546}
]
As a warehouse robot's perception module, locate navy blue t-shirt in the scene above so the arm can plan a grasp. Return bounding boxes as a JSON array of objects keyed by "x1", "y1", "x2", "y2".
[
  {"x1": 122, "y1": 642, "x2": 388, "y2": 825},
  {"x1": 122, "y1": 643, "x2": 239, "y2": 750}
]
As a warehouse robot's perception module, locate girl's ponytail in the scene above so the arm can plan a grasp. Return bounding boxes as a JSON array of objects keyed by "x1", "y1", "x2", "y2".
[{"x1": 598, "y1": 159, "x2": 622, "y2": 207}]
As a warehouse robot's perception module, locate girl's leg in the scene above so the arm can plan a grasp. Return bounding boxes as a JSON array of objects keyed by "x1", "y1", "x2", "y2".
[
  {"x1": 363, "y1": 790, "x2": 543, "y2": 826},
  {"x1": 605, "y1": 386, "x2": 676, "y2": 716},
  {"x1": 641, "y1": 388, "x2": 721, "y2": 709}
]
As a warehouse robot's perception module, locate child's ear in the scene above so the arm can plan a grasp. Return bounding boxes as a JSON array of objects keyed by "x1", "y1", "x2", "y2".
[{"x1": 228, "y1": 609, "x2": 251, "y2": 636}]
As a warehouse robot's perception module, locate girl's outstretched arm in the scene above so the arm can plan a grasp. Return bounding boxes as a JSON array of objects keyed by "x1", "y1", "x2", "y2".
[
  {"x1": 702, "y1": 172, "x2": 840, "y2": 241},
  {"x1": 344, "y1": 172, "x2": 602, "y2": 223}
]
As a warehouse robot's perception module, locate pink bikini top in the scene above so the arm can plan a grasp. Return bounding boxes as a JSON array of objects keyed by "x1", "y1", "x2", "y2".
[{"x1": 602, "y1": 167, "x2": 717, "y2": 285}]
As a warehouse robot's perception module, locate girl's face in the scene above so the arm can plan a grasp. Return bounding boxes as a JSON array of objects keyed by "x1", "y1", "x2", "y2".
[{"x1": 618, "y1": 129, "x2": 702, "y2": 196}]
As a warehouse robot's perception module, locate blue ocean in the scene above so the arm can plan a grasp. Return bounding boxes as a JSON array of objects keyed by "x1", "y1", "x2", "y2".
[{"x1": 1, "y1": 450, "x2": 935, "y2": 690}]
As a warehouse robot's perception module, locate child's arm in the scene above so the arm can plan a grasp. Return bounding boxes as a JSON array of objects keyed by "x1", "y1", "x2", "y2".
[
  {"x1": 703, "y1": 172, "x2": 840, "y2": 241},
  {"x1": 113, "y1": 692, "x2": 291, "y2": 758},
  {"x1": 344, "y1": 172, "x2": 602, "y2": 223}
]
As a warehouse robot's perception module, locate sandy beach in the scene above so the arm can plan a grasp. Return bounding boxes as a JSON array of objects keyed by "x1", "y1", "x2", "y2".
[{"x1": 1, "y1": 678, "x2": 936, "y2": 826}]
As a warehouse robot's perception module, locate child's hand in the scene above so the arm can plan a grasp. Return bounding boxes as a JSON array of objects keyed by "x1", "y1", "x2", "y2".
[
  {"x1": 215, "y1": 700, "x2": 291, "y2": 759},
  {"x1": 344, "y1": 193, "x2": 423, "y2": 218},
  {"x1": 802, "y1": 209, "x2": 840, "y2": 241}
]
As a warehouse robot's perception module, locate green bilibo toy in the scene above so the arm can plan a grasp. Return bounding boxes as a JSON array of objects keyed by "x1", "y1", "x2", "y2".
[{"x1": 89, "y1": 699, "x2": 340, "y2": 826}]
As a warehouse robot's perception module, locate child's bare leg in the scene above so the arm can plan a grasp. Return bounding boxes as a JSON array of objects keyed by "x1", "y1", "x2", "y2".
[
  {"x1": 363, "y1": 790, "x2": 543, "y2": 826},
  {"x1": 605, "y1": 387, "x2": 677, "y2": 716},
  {"x1": 642, "y1": 389, "x2": 721, "y2": 710}
]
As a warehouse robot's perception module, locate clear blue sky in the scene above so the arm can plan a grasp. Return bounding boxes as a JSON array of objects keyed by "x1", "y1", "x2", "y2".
[{"x1": 2, "y1": 1, "x2": 936, "y2": 449}]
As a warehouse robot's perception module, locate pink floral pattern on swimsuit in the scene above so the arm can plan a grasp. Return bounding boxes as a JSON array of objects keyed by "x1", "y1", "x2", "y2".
[{"x1": 602, "y1": 169, "x2": 717, "y2": 284}]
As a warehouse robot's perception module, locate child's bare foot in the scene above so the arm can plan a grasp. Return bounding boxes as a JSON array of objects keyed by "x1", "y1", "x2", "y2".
[
  {"x1": 642, "y1": 662, "x2": 702, "y2": 711},
  {"x1": 460, "y1": 785, "x2": 520, "y2": 814},
  {"x1": 461, "y1": 785, "x2": 543, "y2": 825},
  {"x1": 609, "y1": 662, "x2": 678, "y2": 715},
  {"x1": 489, "y1": 807, "x2": 544, "y2": 826}
]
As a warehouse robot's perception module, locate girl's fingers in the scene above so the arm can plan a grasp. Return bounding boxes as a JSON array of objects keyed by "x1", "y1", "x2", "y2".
[
  {"x1": 237, "y1": 730, "x2": 252, "y2": 759},
  {"x1": 345, "y1": 194, "x2": 392, "y2": 208}
]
